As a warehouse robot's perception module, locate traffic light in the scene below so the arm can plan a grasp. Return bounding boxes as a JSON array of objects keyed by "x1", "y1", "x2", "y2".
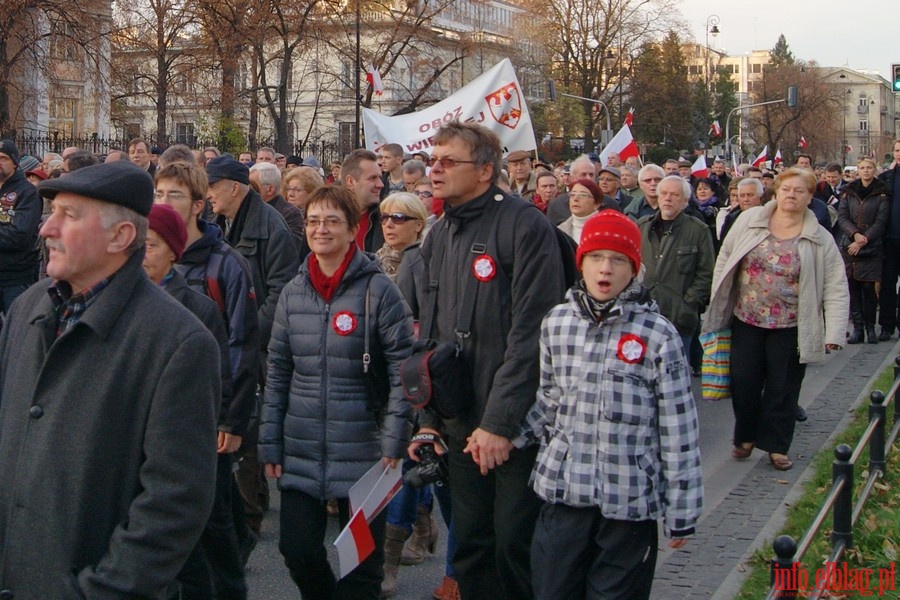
[
  {"x1": 893, "y1": 64, "x2": 900, "y2": 92},
  {"x1": 786, "y1": 85, "x2": 798, "y2": 108},
  {"x1": 548, "y1": 80, "x2": 557, "y2": 102}
]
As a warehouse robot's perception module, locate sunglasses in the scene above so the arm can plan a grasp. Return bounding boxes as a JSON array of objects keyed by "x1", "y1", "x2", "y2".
[
  {"x1": 427, "y1": 156, "x2": 476, "y2": 169},
  {"x1": 379, "y1": 213, "x2": 420, "y2": 224}
]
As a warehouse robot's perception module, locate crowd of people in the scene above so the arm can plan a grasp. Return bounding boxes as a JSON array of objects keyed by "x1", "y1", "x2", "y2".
[{"x1": 0, "y1": 127, "x2": 898, "y2": 600}]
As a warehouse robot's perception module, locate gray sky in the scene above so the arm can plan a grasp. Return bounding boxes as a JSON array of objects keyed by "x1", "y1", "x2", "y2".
[{"x1": 679, "y1": 0, "x2": 896, "y2": 81}]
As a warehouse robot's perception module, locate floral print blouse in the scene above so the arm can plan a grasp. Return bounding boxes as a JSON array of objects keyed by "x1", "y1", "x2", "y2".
[{"x1": 733, "y1": 234, "x2": 800, "y2": 329}]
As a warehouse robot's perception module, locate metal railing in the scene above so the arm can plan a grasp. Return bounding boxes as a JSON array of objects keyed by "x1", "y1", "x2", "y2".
[{"x1": 765, "y1": 356, "x2": 900, "y2": 599}]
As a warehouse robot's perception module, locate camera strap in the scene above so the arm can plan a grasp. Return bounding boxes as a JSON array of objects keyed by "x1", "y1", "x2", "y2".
[{"x1": 411, "y1": 431, "x2": 449, "y2": 453}]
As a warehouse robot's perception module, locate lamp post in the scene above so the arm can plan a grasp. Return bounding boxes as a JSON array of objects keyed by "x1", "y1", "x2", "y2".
[{"x1": 705, "y1": 15, "x2": 720, "y2": 87}]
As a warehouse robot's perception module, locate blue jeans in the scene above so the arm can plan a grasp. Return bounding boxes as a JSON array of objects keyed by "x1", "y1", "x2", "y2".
[{"x1": 386, "y1": 458, "x2": 433, "y2": 532}]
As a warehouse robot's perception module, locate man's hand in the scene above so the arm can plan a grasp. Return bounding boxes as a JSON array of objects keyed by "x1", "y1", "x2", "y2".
[
  {"x1": 669, "y1": 538, "x2": 689, "y2": 549},
  {"x1": 217, "y1": 432, "x2": 242, "y2": 454},
  {"x1": 407, "y1": 427, "x2": 444, "y2": 461},
  {"x1": 382, "y1": 457, "x2": 399, "y2": 470},
  {"x1": 264, "y1": 464, "x2": 283, "y2": 478},
  {"x1": 464, "y1": 428, "x2": 512, "y2": 476}
]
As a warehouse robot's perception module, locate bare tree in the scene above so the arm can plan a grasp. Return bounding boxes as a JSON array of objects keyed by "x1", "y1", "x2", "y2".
[
  {"x1": 522, "y1": 0, "x2": 681, "y2": 152},
  {"x1": 111, "y1": 0, "x2": 201, "y2": 144}
]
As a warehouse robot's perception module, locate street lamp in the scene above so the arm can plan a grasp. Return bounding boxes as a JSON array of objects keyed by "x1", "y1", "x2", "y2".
[{"x1": 705, "y1": 15, "x2": 720, "y2": 87}]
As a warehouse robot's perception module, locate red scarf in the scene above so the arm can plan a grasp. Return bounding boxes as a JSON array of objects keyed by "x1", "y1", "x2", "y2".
[
  {"x1": 308, "y1": 245, "x2": 357, "y2": 303},
  {"x1": 355, "y1": 210, "x2": 370, "y2": 250}
]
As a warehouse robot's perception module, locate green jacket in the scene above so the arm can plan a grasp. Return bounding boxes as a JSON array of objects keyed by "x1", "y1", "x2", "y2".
[{"x1": 637, "y1": 211, "x2": 715, "y2": 336}]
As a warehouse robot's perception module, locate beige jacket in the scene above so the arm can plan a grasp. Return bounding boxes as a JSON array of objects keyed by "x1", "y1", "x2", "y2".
[{"x1": 702, "y1": 203, "x2": 848, "y2": 364}]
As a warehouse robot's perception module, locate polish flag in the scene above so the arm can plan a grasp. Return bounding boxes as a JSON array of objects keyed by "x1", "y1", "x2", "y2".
[
  {"x1": 691, "y1": 155, "x2": 708, "y2": 178},
  {"x1": 752, "y1": 145, "x2": 768, "y2": 167},
  {"x1": 334, "y1": 508, "x2": 376, "y2": 578},
  {"x1": 623, "y1": 107, "x2": 634, "y2": 127},
  {"x1": 366, "y1": 65, "x2": 384, "y2": 96},
  {"x1": 598, "y1": 124, "x2": 639, "y2": 167},
  {"x1": 708, "y1": 120, "x2": 722, "y2": 137},
  {"x1": 798, "y1": 136, "x2": 808, "y2": 150},
  {"x1": 774, "y1": 149, "x2": 783, "y2": 166}
]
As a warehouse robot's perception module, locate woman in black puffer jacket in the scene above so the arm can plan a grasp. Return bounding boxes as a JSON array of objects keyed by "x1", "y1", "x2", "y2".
[
  {"x1": 837, "y1": 157, "x2": 890, "y2": 344},
  {"x1": 260, "y1": 185, "x2": 415, "y2": 599}
]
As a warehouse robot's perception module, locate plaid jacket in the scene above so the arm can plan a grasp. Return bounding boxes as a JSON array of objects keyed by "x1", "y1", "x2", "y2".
[{"x1": 515, "y1": 284, "x2": 703, "y2": 536}]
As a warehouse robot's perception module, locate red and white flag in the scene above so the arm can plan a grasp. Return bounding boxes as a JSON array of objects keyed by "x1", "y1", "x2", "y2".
[
  {"x1": 774, "y1": 149, "x2": 783, "y2": 166},
  {"x1": 366, "y1": 65, "x2": 384, "y2": 96},
  {"x1": 623, "y1": 107, "x2": 634, "y2": 127},
  {"x1": 708, "y1": 120, "x2": 722, "y2": 137},
  {"x1": 334, "y1": 508, "x2": 376, "y2": 578},
  {"x1": 691, "y1": 156, "x2": 708, "y2": 178},
  {"x1": 752, "y1": 145, "x2": 768, "y2": 168},
  {"x1": 598, "y1": 124, "x2": 639, "y2": 166},
  {"x1": 798, "y1": 136, "x2": 808, "y2": 150}
]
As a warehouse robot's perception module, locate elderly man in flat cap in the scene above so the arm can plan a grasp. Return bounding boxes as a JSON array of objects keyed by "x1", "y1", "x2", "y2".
[
  {"x1": 0, "y1": 160, "x2": 220, "y2": 599},
  {"x1": 0, "y1": 139, "x2": 42, "y2": 315},
  {"x1": 506, "y1": 150, "x2": 537, "y2": 202}
]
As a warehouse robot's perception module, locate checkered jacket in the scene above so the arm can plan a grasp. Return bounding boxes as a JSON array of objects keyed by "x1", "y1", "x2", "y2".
[{"x1": 515, "y1": 285, "x2": 703, "y2": 536}]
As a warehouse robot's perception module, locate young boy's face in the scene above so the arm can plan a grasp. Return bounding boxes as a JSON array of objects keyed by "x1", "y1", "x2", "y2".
[{"x1": 581, "y1": 250, "x2": 635, "y2": 302}]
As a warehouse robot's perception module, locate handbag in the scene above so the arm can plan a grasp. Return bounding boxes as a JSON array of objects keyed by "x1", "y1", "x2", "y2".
[
  {"x1": 699, "y1": 328, "x2": 731, "y2": 401},
  {"x1": 399, "y1": 198, "x2": 502, "y2": 419},
  {"x1": 837, "y1": 231, "x2": 880, "y2": 258}
]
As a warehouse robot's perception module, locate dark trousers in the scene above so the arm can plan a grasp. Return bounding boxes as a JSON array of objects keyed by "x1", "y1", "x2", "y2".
[
  {"x1": 730, "y1": 319, "x2": 807, "y2": 455},
  {"x1": 878, "y1": 238, "x2": 900, "y2": 332},
  {"x1": 177, "y1": 453, "x2": 247, "y2": 599},
  {"x1": 448, "y1": 439, "x2": 540, "y2": 600},
  {"x1": 0, "y1": 283, "x2": 29, "y2": 314},
  {"x1": 235, "y1": 413, "x2": 268, "y2": 535},
  {"x1": 849, "y1": 278, "x2": 878, "y2": 327},
  {"x1": 531, "y1": 503, "x2": 657, "y2": 600},
  {"x1": 279, "y1": 490, "x2": 386, "y2": 600}
]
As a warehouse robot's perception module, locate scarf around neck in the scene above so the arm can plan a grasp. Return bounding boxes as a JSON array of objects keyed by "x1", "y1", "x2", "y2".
[{"x1": 308, "y1": 244, "x2": 357, "y2": 303}]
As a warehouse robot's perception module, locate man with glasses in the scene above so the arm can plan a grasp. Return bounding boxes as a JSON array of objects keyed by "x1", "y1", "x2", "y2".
[
  {"x1": 206, "y1": 155, "x2": 300, "y2": 557},
  {"x1": 546, "y1": 155, "x2": 596, "y2": 225},
  {"x1": 414, "y1": 177, "x2": 438, "y2": 234},
  {"x1": 506, "y1": 150, "x2": 537, "y2": 202},
  {"x1": 409, "y1": 122, "x2": 565, "y2": 600},
  {"x1": 624, "y1": 163, "x2": 665, "y2": 221},
  {"x1": 401, "y1": 159, "x2": 426, "y2": 192},
  {"x1": 598, "y1": 166, "x2": 632, "y2": 208}
]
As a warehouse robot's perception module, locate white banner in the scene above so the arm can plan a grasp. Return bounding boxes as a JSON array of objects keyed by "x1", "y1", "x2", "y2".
[{"x1": 363, "y1": 58, "x2": 537, "y2": 157}]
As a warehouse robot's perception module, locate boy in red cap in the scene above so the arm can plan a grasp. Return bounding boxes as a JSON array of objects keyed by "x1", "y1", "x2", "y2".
[{"x1": 513, "y1": 209, "x2": 703, "y2": 599}]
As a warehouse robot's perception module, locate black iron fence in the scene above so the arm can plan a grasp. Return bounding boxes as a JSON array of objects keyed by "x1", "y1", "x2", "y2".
[
  {"x1": 12, "y1": 133, "x2": 345, "y2": 168},
  {"x1": 765, "y1": 356, "x2": 900, "y2": 599}
]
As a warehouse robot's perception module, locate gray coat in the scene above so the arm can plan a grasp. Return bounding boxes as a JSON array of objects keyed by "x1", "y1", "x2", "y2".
[
  {"x1": 0, "y1": 251, "x2": 220, "y2": 599},
  {"x1": 259, "y1": 249, "x2": 414, "y2": 500}
]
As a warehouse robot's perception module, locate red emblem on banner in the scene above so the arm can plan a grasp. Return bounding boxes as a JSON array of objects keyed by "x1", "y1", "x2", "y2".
[
  {"x1": 333, "y1": 311, "x2": 358, "y2": 336},
  {"x1": 472, "y1": 255, "x2": 497, "y2": 282},
  {"x1": 485, "y1": 83, "x2": 523, "y2": 130},
  {"x1": 616, "y1": 334, "x2": 646, "y2": 364}
]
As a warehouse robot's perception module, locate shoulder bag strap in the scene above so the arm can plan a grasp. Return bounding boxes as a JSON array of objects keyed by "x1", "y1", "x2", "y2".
[{"x1": 454, "y1": 195, "x2": 501, "y2": 352}]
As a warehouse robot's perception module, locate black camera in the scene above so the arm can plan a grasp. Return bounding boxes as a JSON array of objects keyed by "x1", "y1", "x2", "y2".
[{"x1": 403, "y1": 444, "x2": 449, "y2": 489}]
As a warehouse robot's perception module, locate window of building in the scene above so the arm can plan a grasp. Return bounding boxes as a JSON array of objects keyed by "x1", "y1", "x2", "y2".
[
  {"x1": 860, "y1": 142, "x2": 869, "y2": 156},
  {"x1": 858, "y1": 96, "x2": 869, "y2": 107},
  {"x1": 751, "y1": 63, "x2": 762, "y2": 74},
  {"x1": 859, "y1": 120, "x2": 868, "y2": 131},
  {"x1": 338, "y1": 122, "x2": 355, "y2": 156},
  {"x1": 50, "y1": 21, "x2": 77, "y2": 61},
  {"x1": 175, "y1": 122, "x2": 196, "y2": 146},
  {"x1": 49, "y1": 96, "x2": 78, "y2": 137}
]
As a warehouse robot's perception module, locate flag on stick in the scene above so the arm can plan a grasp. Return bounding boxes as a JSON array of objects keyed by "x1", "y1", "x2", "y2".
[
  {"x1": 798, "y1": 136, "x2": 808, "y2": 150},
  {"x1": 752, "y1": 146, "x2": 768, "y2": 167},
  {"x1": 774, "y1": 149, "x2": 783, "y2": 166},
  {"x1": 598, "y1": 125, "x2": 639, "y2": 167},
  {"x1": 708, "y1": 120, "x2": 722, "y2": 137},
  {"x1": 366, "y1": 65, "x2": 384, "y2": 96},
  {"x1": 623, "y1": 107, "x2": 634, "y2": 127},
  {"x1": 692, "y1": 156, "x2": 708, "y2": 178}
]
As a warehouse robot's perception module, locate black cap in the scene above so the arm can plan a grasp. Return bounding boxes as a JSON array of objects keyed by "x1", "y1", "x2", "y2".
[
  {"x1": 286, "y1": 155, "x2": 302, "y2": 166},
  {"x1": 206, "y1": 156, "x2": 249, "y2": 185},
  {"x1": 38, "y1": 161, "x2": 154, "y2": 216},
  {"x1": 0, "y1": 139, "x2": 20, "y2": 165}
]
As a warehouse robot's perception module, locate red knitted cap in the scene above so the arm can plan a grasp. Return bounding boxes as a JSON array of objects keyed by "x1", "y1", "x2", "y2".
[
  {"x1": 148, "y1": 203, "x2": 187, "y2": 260},
  {"x1": 576, "y1": 209, "x2": 642, "y2": 272}
]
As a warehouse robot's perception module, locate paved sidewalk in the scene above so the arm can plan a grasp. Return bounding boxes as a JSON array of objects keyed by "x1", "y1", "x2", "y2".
[{"x1": 651, "y1": 340, "x2": 898, "y2": 599}]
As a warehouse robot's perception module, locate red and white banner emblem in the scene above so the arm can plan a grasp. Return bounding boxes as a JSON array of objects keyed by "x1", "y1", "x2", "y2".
[
  {"x1": 472, "y1": 255, "x2": 497, "y2": 282},
  {"x1": 333, "y1": 311, "x2": 358, "y2": 336},
  {"x1": 485, "y1": 83, "x2": 522, "y2": 130},
  {"x1": 617, "y1": 334, "x2": 647, "y2": 364}
]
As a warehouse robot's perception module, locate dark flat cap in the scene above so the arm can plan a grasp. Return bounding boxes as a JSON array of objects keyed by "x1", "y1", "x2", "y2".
[
  {"x1": 286, "y1": 155, "x2": 303, "y2": 166},
  {"x1": 207, "y1": 156, "x2": 249, "y2": 185},
  {"x1": 507, "y1": 150, "x2": 531, "y2": 162},
  {"x1": 38, "y1": 161, "x2": 154, "y2": 216},
  {"x1": 599, "y1": 166, "x2": 621, "y2": 179}
]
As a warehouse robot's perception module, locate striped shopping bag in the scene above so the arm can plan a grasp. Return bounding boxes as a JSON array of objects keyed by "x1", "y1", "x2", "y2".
[{"x1": 699, "y1": 328, "x2": 731, "y2": 401}]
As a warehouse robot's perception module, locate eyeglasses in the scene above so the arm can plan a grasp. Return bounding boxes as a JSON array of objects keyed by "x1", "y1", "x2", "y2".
[
  {"x1": 379, "y1": 213, "x2": 420, "y2": 225},
  {"x1": 286, "y1": 187, "x2": 304, "y2": 193},
  {"x1": 154, "y1": 190, "x2": 188, "y2": 201},
  {"x1": 584, "y1": 252, "x2": 631, "y2": 267},
  {"x1": 640, "y1": 177, "x2": 663, "y2": 184},
  {"x1": 416, "y1": 190, "x2": 433, "y2": 198},
  {"x1": 428, "y1": 156, "x2": 476, "y2": 169},
  {"x1": 304, "y1": 217, "x2": 347, "y2": 229}
]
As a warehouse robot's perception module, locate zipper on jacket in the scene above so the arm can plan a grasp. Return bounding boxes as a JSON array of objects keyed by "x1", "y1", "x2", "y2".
[{"x1": 320, "y1": 301, "x2": 330, "y2": 499}]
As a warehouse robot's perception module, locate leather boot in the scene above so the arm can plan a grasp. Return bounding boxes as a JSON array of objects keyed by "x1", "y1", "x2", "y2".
[
  {"x1": 847, "y1": 328, "x2": 864, "y2": 344},
  {"x1": 866, "y1": 325, "x2": 878, "y2": 344},
  {"x1": 401, "y1": 505, "x2": 437, "y2": 565},
  {"x1": 433, "y1": 575, "x2": 460, "y2": 600},
  {"x1": 847, "y1": 303, "x2": 864, "y2": 344},
  {"x1": 381, "y1": 524, "x2": 411, "y2": 598}
]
